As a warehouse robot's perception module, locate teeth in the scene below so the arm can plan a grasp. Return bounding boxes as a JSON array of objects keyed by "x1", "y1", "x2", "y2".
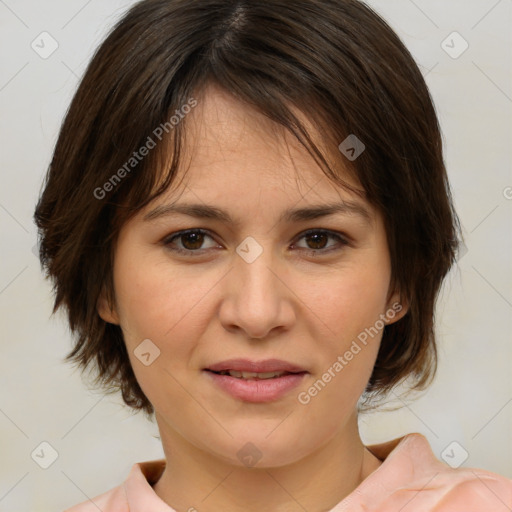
[{"x1": 218, "y1": 370, "x2": 287, "y2": 379}]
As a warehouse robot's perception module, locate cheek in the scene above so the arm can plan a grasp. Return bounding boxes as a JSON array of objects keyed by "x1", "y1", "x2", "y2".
[
  {"x1": 112, "y1": 249, "x2": 218, "y2": 352},
  {"x1": 295, "y1": 272, "x2": 386, "y2": 430},
  {"x1": 305, "y1": 262, "x2": 390, "y2": 340},
  {"x1": 296, "y1": 258, "x2": 390, "y2": 396},
  {"x1": 111, "y1": 253, "x2": 217, "y2": 407}
]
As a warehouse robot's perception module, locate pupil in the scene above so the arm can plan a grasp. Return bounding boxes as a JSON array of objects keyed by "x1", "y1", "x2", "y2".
[
  {"x1": 183, "y1": 232, "x2": 203, "y2": 250},
  {"x1": 307, "y1": 233, "x2": 327, "y2": 249}
]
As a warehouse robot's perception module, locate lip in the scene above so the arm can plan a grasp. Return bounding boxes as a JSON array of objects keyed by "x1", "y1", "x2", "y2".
[
  {"x1": 204, "y1": 370, "x2": 307, "y2": 403},
  {"x1": 203, "y1": 358, "x2": 308, "y2": 403},
  {"x1": 205, "y1": 358, "x2": 307, "y2": 373}
]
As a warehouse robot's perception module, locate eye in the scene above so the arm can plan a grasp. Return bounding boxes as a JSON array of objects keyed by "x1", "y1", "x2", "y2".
[
  {"x1": 162, "y1": 228, "x2": 349, "y2": 257},
  {"x1": 291, "y1": 229, "x2": 349, "y2": 256},
  {"x1": 163, "y1": 229, "x2": 219, "y2": 256}
]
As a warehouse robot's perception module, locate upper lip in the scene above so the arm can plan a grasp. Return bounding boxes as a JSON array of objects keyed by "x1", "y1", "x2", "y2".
[{"x1": 205, "y1": 358, "x2": 307, "y2": 373}]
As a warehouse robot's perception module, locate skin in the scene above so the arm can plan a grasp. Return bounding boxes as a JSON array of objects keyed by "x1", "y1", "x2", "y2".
[{"x1": 98, "y1": 83, "x2": 408, "y2": 512}]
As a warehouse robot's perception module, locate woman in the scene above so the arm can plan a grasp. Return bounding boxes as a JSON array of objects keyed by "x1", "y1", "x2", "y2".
[{"x1": 34, "y1": 0, "x2": 512, "y2": 510}]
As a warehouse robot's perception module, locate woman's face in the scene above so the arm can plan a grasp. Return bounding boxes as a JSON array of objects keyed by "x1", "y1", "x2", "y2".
[{"x1": 99, "y1": 84, "x2": 406, "y2": 468}]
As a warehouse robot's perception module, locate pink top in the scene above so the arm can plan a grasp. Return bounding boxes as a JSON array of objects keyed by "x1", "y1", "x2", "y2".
[{"x1": 64, "y1": 433, "x2": 512, "y2": 511}]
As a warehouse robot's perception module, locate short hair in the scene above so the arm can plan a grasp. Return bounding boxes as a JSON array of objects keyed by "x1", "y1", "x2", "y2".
[{"x1": 34, "y1": 0, "x2": 461, "y2": 417}]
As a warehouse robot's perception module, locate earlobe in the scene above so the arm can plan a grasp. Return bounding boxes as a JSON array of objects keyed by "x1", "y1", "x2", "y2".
[
  {"x1": 385, "y1": 291, "x2": 409, "y2": 325},
  {"x1": 97, "y1": 287, "x2": 120, "y2": 325}
]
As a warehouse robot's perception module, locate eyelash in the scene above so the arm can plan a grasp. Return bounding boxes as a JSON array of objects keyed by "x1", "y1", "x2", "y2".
[{"x1": 162, "y1": 228, "x2": 350, "y2": 257}]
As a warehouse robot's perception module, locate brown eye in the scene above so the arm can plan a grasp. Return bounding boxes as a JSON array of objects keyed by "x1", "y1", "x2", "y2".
[
  {"x1": 304, "y1": 232, "x2": 329, "y2": 250},
  {"x1": 293, "y1": 229, "x2": 349, "y2": 255},
  {"x1": 163, "y1": 229, "x2": 218, "y2": 255},
  {"x1": 178, "y1": 231, "x2": 206, "y2": 250},
  {"x1": 163, "y1": 228, "x2": 348, "y2": 258}
]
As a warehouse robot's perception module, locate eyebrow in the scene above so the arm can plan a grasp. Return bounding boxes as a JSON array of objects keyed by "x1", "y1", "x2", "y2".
[{"x1": 143, "y1": 200, "x2": 373, "y2": 226}]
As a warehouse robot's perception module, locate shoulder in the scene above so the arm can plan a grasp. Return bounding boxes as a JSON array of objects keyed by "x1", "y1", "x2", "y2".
[
  {"x1": 63, "y1": 484, "x2": 127, "y2": 512},
  {"x1": 352, "y1": 433, "x2": 512, "y2": 511},
  {"x1": 379, "y1": 465, "x2": 512, "y2": 511},
  {"x1": 62, "y1": 459, "x2": 167, "y2": 512}
]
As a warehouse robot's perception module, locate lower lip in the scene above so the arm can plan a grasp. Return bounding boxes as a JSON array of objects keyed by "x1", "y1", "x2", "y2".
[{"x1": 204, "y1": 370, "x2": 307, "y2": 403}]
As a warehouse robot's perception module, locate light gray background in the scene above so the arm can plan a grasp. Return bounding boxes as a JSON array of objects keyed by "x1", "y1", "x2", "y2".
[{"x1": 0, "y1": 1, "x2": 511, "y2": 510}]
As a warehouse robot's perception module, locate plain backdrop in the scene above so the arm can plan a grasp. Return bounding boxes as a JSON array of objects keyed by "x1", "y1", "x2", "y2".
[{"x1": 0, "y1": 0, "x2": 511, "y2": 510}]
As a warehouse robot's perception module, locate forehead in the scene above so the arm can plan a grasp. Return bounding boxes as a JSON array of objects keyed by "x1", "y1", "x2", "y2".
[{"x1": 157, "y1": 83, "x2": 369, "y2": 211}]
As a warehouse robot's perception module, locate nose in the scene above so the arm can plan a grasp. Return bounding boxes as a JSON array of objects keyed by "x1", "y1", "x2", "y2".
[{"x1": 218, "y1": 240, "x2": 296, "y2": 340}]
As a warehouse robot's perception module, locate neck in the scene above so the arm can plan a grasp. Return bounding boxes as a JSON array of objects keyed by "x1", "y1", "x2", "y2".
[{"x1": 152, "y1": 412, "x2": 382, "y2": 512}]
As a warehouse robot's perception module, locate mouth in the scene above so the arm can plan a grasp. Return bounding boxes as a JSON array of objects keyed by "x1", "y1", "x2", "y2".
[
  {"x1": 204, "y1": 358, "x2": 308, "y2": 375},
  {"x1": 202, "y1": 359, "x2": 308, "y2": 402},
  {"x1": 206, "y1": 369, "x2": 306, "y2": 380}
]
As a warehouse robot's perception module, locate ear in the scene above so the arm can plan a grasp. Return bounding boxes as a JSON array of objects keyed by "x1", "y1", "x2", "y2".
[
  {"x1": 97, "y1": 285, "x2": 120, "y2": 325},
  {"x1": 384, "y1": 289, "x2": 409, "y2": 325}
]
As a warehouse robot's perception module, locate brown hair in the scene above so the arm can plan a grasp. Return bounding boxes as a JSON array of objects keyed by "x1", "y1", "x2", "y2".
[{"x1": 34, "y1": 0, "x2": 461, "y2": 417}]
